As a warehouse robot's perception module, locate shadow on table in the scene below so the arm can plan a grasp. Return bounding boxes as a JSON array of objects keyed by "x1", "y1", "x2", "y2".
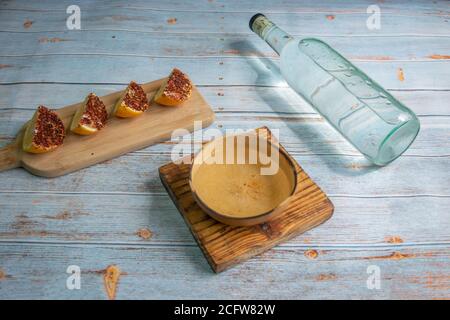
[
  {"x1": 144, "y1": 176, "x2": 213, "y2": 274},
  {"x1": 229, "y1": 40, "x2": 379, "y2": 177}
]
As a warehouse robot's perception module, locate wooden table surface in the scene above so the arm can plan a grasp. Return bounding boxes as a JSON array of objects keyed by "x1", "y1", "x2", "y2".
[{"x1": 0, "y1": 0, "x2": 449, "y2": 299}]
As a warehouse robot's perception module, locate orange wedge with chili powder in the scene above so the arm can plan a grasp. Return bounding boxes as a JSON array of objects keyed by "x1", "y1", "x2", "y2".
[
  {"x1": 22, "y1": 105, "x2": 65, "y2": 153},
  {"x1": 154, "y1": 68, "x2": 192, "y2": 106},
  {"x1": 113, "y1": 81, "x2": 150, "y2": 118},
  {"x1": 70, "y1": 93, "x2": 108, "y2": 135}
]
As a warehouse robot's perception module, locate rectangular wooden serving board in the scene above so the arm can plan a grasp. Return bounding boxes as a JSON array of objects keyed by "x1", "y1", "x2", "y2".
[
  {"x1": 0, "y1": 78, "x2": 215, "y2": 177},
  {"x1": 159, "y1": 127, "x2": 334, "y2": 273}
]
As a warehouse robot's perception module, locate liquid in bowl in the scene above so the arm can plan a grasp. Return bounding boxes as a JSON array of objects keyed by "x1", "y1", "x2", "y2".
[{"x1": 189, "y1": 133, "x2": 297, "y2": 226}]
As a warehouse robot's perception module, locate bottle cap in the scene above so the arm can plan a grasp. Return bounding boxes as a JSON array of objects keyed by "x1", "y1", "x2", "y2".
[{"x1": 249, "y1": 13, "x2": 266, "y2": 31}]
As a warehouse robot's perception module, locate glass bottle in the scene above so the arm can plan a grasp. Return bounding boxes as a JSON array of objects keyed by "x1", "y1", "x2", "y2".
[{"x1": 249, "y1": 14, "x2": 420, "y2": 165}]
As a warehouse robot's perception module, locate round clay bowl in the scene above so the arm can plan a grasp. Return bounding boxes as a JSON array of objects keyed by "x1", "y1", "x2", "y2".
[{"x1": 189, "y1": 132, "x2": 298, "y2": 226}]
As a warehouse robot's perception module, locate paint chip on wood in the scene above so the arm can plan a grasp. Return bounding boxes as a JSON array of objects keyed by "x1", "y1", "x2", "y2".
[
  {"x1": 326, "y1": 15, "x2": 335, "y2": 20},
  {"x1": 23, "y1": 20, "x2": 33, "y2": 29},
  {"x1": 385, "y1": 236, "x2": 404, "y2": 244},
  {"x1": 136, "y1": 228, "x2": 152, "y2": 240},
  {"x1": 397, "y1": 68, "x2": 405, "y2": 81},
  {"x1": 44, "y1": 210, "x2": 88, "y2": 220},
  {"x1": 38, "y1": 37, "x2": 69, "y2": 43},
  {"x1": 415, "y1": 273, "x2": 450, "y2": 291},
  {"x1": 353, "y1": 56, "x2": 392, "y2": 61},
  {"x1": 346, "y1": 162, "x2": 364, "y2": 170},
  {"x1": 315, "y1": 273, "x2": 337, "y2": 281},
  {"x1": 367, "y1": 251, "x2": 415, "y2": 261},
  {"x1": 428, "y1": 54, "x2": 450, "y2": 60},
  {"x1": 50, "y1": 211, "x2": 72, "y2": 220},
  {"x1": 167, "y1": 18, "x2": 177, "y2": 24},
  {"x1": 223, "y1": 49, "x2": 240, "y2": 55},
  {"x1": 0, "y1": 268, "x2": 7, "y2": 280},
  {"x1": 305, "y1": 249, "x2": 318, "y2": 259},
  {"x1": 103, "y1": 265, "x2": 121, "y2": 300}
]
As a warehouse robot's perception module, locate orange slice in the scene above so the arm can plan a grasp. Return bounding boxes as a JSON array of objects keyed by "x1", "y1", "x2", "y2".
[
  {"x1": 154, "y1": 68, "x2": 192, "y2": 106},
  {"x1": 114, "y1": 81, "x2": 149, "y2": 118},
  {"x1": 70, "y1": 93, "x2": 108, "y2": 135},
  {"x1": 23, "y1": 106, "x2": 65, "y2": 153}
]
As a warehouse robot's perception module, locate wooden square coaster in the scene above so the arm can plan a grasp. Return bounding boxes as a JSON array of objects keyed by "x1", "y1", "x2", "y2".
[{"x1": 159, "y1": 127, "x2": 334, "y2": 272}]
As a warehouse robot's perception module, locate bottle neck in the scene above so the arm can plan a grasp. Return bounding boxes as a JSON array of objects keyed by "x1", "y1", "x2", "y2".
[{"x1": 250, "y1": 14, "x2": 293, "y2": 55}]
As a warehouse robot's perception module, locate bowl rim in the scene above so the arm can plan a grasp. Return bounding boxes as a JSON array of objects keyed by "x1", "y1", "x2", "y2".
[{"x1": 188, "y1": 132, "x2": 298, "y2": 223}]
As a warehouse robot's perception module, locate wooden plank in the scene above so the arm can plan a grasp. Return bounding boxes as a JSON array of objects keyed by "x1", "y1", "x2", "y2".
[
  {"x1": 2, "y1": 110, "x2": 449, "y2": 157},
  {"x1": 0, "y1": 193, "x2": 448, "y2": 245},
  {"x1": 159, "y1": 127, "x2": 334, "y2": 272},
  {"x1": 1, "y1": 32, "x2": 449, "y2": 62},
  {"x1": 0, "y1": 8, "x2": 448, "y2": 36},
  {"x1": 0, "y1": 56, "x2": 449, "y2": 89},
  {"x1": 0, "y1": 243, "x2": 448, "y2": 299},
  {"x1": 2, "y1": 0, "x2": 449, "y2": 15},
  {"x1": 0, "y1": 151, "x2": 448, "y2": 196},
  {"x1": 1, "y1": 84, "x2": 449, "y2": 116}
]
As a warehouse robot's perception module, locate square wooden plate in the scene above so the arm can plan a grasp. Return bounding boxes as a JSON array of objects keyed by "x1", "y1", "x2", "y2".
[{"x1": 159, "y1": 127, "x2": 334, "y2": 272}]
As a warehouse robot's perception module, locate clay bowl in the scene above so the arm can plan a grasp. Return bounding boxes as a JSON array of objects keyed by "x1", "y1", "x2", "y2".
[{"x1": 189, "y1": 132, "x2": 298, "y2": 226}]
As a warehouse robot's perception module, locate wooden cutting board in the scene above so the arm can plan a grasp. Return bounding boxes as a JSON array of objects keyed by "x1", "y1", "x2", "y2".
[
  {"x1": 0, "y1": 78, "x2": 215, "y2": 177},
  {"x1": 159, "y1": 127, "x2": 334, "y2": 273}
]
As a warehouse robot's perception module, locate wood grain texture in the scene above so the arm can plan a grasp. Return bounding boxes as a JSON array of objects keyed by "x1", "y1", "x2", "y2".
[
  {"x1": 0, "y1": 243, "x2": 448, "y2": 299},
  {"x1": 0, "y1": 7, "x2": 448, "y2": 36},
  {"x1": 1, "y1": 32, "x2": 449, "y2": 62},
  {"x1": 0, "y1": 152, "x2": 448, "y2": 196},
  {"x1": 3, "y1": 0, "x2": 449, "y2": 15},
  {"x1": 1, "y1": 84, "x2": 450, "y2": 116},
  {"x1": 0, "y1": 0, "x2": 449, "y2": 299},
  {"x1": 2, "y1": 111, "x2": 450, "y2": 158},
  {"x1": 160, "y1": 127, "x2": 333, "y2": 272},
  {"x1": 0, "y1": 193, "x2": 448, "y2": 245},
  {"x1": 0, "y1": 55, "x2": 449, "y2": 90},
  {"x1": 0, "y1": 79, "x2": 215, "y2": 177}
]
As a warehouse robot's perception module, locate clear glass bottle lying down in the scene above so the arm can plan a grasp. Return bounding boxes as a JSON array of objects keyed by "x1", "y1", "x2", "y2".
[{"x1": 249, "y1": 14, "x2": 420, "y2": 165}]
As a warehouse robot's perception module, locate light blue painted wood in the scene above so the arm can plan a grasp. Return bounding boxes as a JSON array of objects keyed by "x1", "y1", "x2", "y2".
[
  {"x1": 0, "y1": 0, "x2": 449, "y2": 300},
  {"x1": 1, "y1": 84, "x2": 449, "y2": 116},
  {"x1": 0, "y1": 193, "x2": 449, "y2": 245},
  {"x1": 0, "y1": 55, "x2": 449, "y2": 89},
  {"x1": 0, "y1": 149, "x2": 448, "y2": 196},
  {"x1": 2, "y1": 0, "x2": 449, "y2": 14},
  {"x1": 0, "y1": 6, "x2": 448, "y2": 36},
  {"x1": 0, "y1": 243, "x2": 449, "y2": 299},
  {"x1": 2, "y1": 110, "x2": 450, "y2": 157},
  {"x1": 0, "y1": 32, "x2": 449, "y2": 62}
]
